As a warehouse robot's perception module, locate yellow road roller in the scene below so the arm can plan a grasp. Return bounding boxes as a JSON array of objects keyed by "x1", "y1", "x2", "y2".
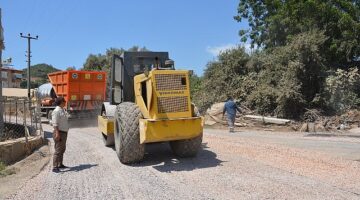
[{"x1": 98, "y1": 52, "x2": 203, "y2": 164}]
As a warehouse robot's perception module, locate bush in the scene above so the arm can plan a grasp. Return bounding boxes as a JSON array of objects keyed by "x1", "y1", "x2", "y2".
[
  {"x1": 0, "y1": 162, "x2": 5, "y2": 171},
  {"x1": 193, "y1": 30, "x2": 359, "y2": 119},
  {"x1": 247, "y1": 85, "x2": 278, "y2": 115},
  {"x1": 193, "y1": 47, "x2": 249, "y2": 112},
  {"x1": 324, "y1": 68, "x2": 360, "y2": 113}
]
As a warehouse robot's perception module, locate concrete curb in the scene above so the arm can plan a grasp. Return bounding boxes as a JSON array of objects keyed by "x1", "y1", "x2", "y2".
[
  {"x1": 0, "y1": 142, "x2": 51, "y2": 199},
  {"x1": 0, "y1": 135, "x2": 45, "y2": 165}
]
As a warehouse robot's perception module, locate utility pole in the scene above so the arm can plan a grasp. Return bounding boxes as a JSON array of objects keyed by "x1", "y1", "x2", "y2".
[
  {"x1": 0, "y1": 8, "x2": 4, "y2": 137},
  {"x1": 20, "y1": 33, "x2": 38, "y2": 99}
]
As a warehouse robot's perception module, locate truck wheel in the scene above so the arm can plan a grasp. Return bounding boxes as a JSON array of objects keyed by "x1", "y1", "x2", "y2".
[
  {"x1": 114, "y1": 102, "x2": 144, "y2": 164},
  {"x1": 170, "y1": 104, "x2": 203, "y2": 157}
]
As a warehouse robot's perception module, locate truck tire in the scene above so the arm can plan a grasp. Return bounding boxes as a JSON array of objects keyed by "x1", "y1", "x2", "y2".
[
  {"x1": 114, "y1": 102, "x2": 145, "y2": 164},
  {"x1": 169, "y1": 105, "x2": 203, "y2": 157}
]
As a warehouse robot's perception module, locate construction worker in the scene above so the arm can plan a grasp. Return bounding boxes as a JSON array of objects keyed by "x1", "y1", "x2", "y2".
[
  {"x1": 222, "y1": 96, "x2": 241, "y2": 133},
  {"x1": 51, "y1": 96, "x2": 69, "y2": 172}
]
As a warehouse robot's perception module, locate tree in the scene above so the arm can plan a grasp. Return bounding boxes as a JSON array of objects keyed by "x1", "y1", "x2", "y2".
[
  {"x1": 23, "y1": 63, "x2": 59, "y2": 79},
  {"x1": 66, "y1": 66, "x2": 76, "y2": 71},
  {"x1": 234, "y1": 0, "x2": 360, "y2": 68},
  {"x1": 20, "y1": 80, "x2": 40, "y2": 89},
  {"x1": 245, "y1": 30, "x2": 326, "y2": 118},
  {"x1": 82, "y1": 54, "x2": 107, "y2": 71},
  {"x1": 189, "y1": 74, "x2": 202, "y2": 100},
  {"x1": 82, "y1": 46, "x2": 150, "y2": 99},
  {"x1": 128, "y1": 46, "x2": 149, "y2": 52},
  {"x1": 194, "y1": 47, "x2": 250, "y2": 111},
  {"x1": 324, "y1": 68, "x2": 360, "y2": 113}
]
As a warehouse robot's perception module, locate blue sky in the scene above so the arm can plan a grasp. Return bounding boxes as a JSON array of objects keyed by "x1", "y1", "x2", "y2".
[{"x1": 1, "y1": 0, "x2": 247, "y2": 75}]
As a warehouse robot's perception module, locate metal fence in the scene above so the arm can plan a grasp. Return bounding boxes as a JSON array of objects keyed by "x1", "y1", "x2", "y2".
[{"x1": 0, "y1": 97, "x2": 42, "y2": 142}]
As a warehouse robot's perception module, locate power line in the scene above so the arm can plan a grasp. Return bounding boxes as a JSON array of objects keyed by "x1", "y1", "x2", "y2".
[{"x1": 20, "y1": 33, "x2": 38, "y2": 99}]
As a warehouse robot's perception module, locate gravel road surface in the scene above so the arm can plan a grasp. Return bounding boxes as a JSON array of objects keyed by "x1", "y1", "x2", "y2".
[{"x1": 6, "y1": 124, "x2": 360, "y2": 200}]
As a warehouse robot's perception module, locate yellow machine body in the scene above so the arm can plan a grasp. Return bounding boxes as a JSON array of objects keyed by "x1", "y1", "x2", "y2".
[
  {"x1": 139, "y1": 117, "x2": 203, "y2": 143},
  {"x1": 134, "y1": 69, "x2": 203, "y2": 144},
  {"x1": 98, "y1": 116, "x2": 114, "y2": 136},
  {"x1": 98, "y1": 69, "x2": 203, "y2": 144}
]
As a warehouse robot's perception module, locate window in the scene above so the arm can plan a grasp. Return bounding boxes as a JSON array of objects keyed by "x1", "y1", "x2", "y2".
[{"x1": 2, "y1": 71, "x2": 8, "y2": 78}]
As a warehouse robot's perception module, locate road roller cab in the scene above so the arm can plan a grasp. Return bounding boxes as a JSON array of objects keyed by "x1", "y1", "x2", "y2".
[{"x1": 98, "y1": 51, "x2": 203, "y2": 164}]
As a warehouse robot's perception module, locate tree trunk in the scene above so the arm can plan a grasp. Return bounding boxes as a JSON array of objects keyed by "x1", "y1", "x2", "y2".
[{"x1": 0, "y1": 8, "x2": 4, "y2": 137}]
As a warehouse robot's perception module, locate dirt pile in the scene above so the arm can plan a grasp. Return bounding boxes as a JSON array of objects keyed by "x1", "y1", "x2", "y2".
[
  {"x1": 204, "y1": 102, "x2": 292, "y2": 131},
  {"x1": 204, "y1": 102, "x2": 360, "y2": 132}
]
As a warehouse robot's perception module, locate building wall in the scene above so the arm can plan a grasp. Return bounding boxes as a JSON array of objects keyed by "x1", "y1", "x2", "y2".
[{"x1": 1, "y1": 68, "x2": 23, "y2": 88}]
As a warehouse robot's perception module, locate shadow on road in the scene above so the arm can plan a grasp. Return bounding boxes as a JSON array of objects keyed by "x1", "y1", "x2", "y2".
[
  {"x1": 60, "y1": 164, "x2": 98, "y2": 173},
  {"x1": 131, "y1": 142, "x2": 224, "y2": 172}
]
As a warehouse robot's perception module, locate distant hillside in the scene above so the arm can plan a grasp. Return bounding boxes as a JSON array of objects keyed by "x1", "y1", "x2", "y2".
[
  {"x1": 22, "y1": 63, "x2": 60, "y2": 78},
  {"x1": 20, "y1": 63, "x2": 61, "y2": 89}
]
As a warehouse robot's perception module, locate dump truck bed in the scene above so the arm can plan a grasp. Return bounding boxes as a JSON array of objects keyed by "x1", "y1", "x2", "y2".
[{"x1": 48, "y1": 70, "x2": 106, "y2": 116}]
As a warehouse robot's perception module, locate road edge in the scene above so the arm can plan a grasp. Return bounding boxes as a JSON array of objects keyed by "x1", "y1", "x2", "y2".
[{"x1": 0, "y1": 139, "x2": 51, "y2": 199}]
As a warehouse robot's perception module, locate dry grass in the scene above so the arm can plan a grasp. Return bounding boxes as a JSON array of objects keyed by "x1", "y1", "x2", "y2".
[{"x1": 0, "y1": 162, "x2": 17, "y2": 177}]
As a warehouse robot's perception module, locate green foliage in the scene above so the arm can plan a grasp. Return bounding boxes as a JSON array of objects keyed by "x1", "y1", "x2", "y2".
[
  {"x1": 20, "y1": 80, "x2": 41, "y2": 89},
  {"x1": 0, "y1": 161, "x2": 5, "y2": 171},
  {"x1": 194, "y1": 47, "x2": 249, "y2": 112},
  {"x1": 0, "y1": 162, "x2": 17, "y2": 177},
  {"x1": 82, "y1": 46, "x2": 150, "y2": 99},
  {"x1": 245, "y1": 31, "x2": 324, "y2": 118},
  {"x1": 82, "y1": 46, "x2": 149, "y2": 71},
  {"x1": 21, "y1": 63, "x2": 60, "y2": 88},
  {"x1": 235, "y1": 0, "x2": 360, "y2": 67},
  {"x1": 194, "y1": 31, "x2": 338, "y2": 118},
  {"x1": 275, "y1": 65, "x2": 306, "y2": 118},
  {"x1": 127, "y1": 46, "x2": 149, "y2": 52},
  {"x1": 247, "y1": 85, "x2": 277, "y2": 115},
  {"x1": 66, "y1": 66, "x2": 76, "y2": 71},
  {"x1": 192, "y1": 1, "x2": 360, "y2": 119},
  {"x1": 23, "y1": 63, "x2": 59, "y2": 78},
  {"x1": 189, "y1": 74, "x2": 202, "y2": 100},
  {"x1": 324, "y1": 68, "x2": 360, "y2": 113},
  {"x1": 82, "y1": 54, "x2": 108, "y2": 71},
  {"x1": 261, "y1": 30, "x2": 324, "y2": 103}
]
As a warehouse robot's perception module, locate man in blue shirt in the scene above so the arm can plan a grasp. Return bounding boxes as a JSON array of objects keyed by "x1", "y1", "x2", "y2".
[{"x1": 222, "y1": 96, "x2": 241, "y2": 132}]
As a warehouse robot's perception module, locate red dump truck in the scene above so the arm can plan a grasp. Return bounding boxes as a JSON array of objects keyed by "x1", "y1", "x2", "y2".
[{"x1": 36, "y1": 70, "x2": 107, "y2": 119}]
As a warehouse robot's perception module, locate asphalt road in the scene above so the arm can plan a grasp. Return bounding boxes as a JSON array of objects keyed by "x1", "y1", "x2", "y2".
[{"x1": 6, "y1": 123, "x2": 360, "y2": 200}]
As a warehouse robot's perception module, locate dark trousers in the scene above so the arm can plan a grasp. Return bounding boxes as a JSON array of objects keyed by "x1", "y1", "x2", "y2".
[
  {"x1": 227, "y1": 114, "x2": 235, "y2": 132},
  {"x1": 53, "y1": 131, "x2": 68, "y2": 168}
]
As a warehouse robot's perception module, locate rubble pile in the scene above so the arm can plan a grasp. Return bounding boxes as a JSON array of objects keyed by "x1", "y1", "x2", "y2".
[{"x1": 204, "y1": 102, "x2": 360, "y2": 133}]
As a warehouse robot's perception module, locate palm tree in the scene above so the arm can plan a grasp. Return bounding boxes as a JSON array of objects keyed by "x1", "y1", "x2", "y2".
[{"x1": 0, "y1": 8, "x2": 4, "y2": 137}]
